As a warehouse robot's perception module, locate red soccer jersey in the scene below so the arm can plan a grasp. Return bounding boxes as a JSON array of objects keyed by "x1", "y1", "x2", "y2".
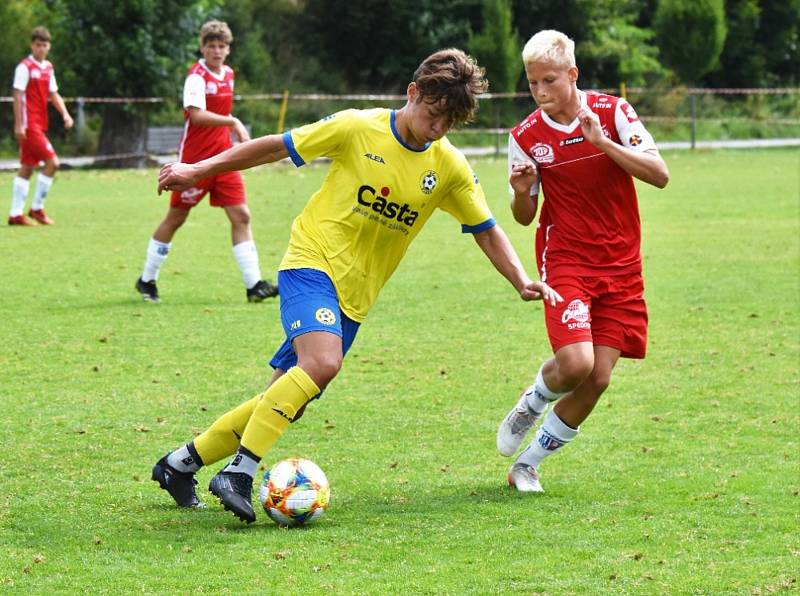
[
  {"x1": 13, "y1": 57, "x2": 56, "y2": 132},
  {"x1": 509, "y1": 91, "x2": 656, "y2": 281},
  {"x1": 178, "y1": 60, "x2": 235, "y2": 164}
]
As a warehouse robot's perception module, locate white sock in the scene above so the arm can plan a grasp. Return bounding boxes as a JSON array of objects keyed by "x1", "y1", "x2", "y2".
[
  {"x1": 166, "y1": 444, "x2": 202, "y2": 473},
  {"x1": 31, "y1": 173, "x2": 53, "y2": 211},
  {"x1": 223, "y1": 448, "x2": 260, "y2": 478},
  {"x1": 524, "y1": 364, "x2": 568, "y2": 415},
  {"x1": 232, "y1": 240, "x2": 262, "y2": 289},
  {"x1": 10, "y1": 176, "x2": 30, "y2": 217},
  {"x1": 141, "y1": 237, "x2": 171, "y2": 282},
  {"x1": 516, "y1": 410, "x2": 579, "y2": 469}
]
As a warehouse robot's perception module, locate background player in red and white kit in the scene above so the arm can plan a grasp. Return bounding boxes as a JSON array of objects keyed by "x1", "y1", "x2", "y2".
[
  {"x1": 135, "y1": 21, "x2": 277, "y2": 303},
  {"x1": 496, "y1": 29, "x2": 670, "y2": 492},
  {"x1": 8, "y1": 26, "x2": 73, "y2": 226}
]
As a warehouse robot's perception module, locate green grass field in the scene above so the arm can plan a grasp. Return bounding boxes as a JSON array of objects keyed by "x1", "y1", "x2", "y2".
[{"x1": 0, "y1": 150, "x2": 798, "y2": 594}]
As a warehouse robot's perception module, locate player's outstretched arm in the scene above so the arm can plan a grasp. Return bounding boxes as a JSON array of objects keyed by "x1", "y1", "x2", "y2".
[
  {"x1": 158, "y1": 134, "x2": 289, "y2": 194},
  {"x1": 472, "y1": 225, "x2": 562, "y2": 305}
]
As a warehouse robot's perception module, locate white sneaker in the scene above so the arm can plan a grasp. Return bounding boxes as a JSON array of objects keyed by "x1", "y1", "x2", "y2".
[
  {"x1": 496, "y1": 386, "x2": 542, "y2": 456},
  {"x1": 508, "y1": 463, "x2": 544, "y2": 493}
]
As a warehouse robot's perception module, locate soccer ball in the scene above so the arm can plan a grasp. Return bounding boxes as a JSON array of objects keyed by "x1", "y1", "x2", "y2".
[{"x1": 259, "y1": 458, "x2": 330, "y2": 527}]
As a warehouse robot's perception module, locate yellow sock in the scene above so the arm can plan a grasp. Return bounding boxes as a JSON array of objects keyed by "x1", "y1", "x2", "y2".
[
  {"x1": 194, "y1": 394, "x2": 261, "y2": 466},
  {"x1": 240, "y1": 366, "x2": 320, "y2": 459}
]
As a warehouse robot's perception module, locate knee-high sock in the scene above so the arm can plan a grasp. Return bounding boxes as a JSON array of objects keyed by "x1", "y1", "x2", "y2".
[
  {"x1": 10, "y1": 176, "x2": 30, "y2": 217},
  {"x1": 193, "y1": 394, "x2": 261, "y2": 466},
  {"x1": 31, "y1": 173, "x2": 53, "y2": 210},
  {"x1": 141, "y1": 237, "x2": 171, "y2": 282},
  {"x1": 517, "y1": 410, "x2": 579, "y2": 469},
  {"x1": 232, "y1": 240, "x2": 262, "y2": 289},
  {"x1": 239, "y1": 366, "x2": 320, "y2": 459}
]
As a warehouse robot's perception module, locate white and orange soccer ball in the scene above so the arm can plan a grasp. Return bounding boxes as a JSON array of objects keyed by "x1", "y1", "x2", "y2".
[{"x1": 259, "y1": 458, "x2": 330, "y2": 527}]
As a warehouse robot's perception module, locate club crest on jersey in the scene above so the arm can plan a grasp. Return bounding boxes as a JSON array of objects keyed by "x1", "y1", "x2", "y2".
[
  {"x1": 205, "y1": 81, "x2": 218, "y2": 94},
  {"x1": 530, "y1": 143, "x2": 554, "y2": 164},
  {"x1": 420, "y1": 170, "x2": 438, "y2": 194},
  {"x1": 356, "y1": 185, "x2": 419, "y2": 226},
  {"x1": 31, "y1": 69, "x2": 42, "y2": 79},
  {"x1": 629, "y1": 134, "x2": 642, "y2": 146},
  {"x1": 315, "y1": 308, "x2": 336, "y2": 325}
]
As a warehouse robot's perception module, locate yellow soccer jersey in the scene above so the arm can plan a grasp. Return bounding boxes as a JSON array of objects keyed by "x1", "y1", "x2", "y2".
[{"x1": 280, "y1": 108, "x2": 495, "y2": 322}]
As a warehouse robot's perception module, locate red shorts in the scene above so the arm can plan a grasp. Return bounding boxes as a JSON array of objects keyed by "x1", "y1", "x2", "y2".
[
  {"x1": 543, "y1": 273, "x2": 648, "y2": 359},
  {"x1": 169, "y1": 170, "x2": 246, "y2": 210},
  {"x1": 19, "y1": 129, "x2": 56, "y2": 166}
]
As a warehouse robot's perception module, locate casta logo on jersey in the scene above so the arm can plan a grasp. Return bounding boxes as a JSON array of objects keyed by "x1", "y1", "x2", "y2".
[
  {"x1": 205, "y1": 81, "x2": 218, "y2": 94},
  {"x1": 530, "y1": 143, "x2": 554, "y2": 164},
  {"x1": 357, "y1": 185, "x2": 419, "y2": 226},
  {"x1": 31, "y1": 69, "x2": 42, "y2": 79}
]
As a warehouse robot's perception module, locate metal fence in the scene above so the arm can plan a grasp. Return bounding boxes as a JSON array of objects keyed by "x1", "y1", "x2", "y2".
[{"x1": 1, "y1": 87, "x2": 798, "y2": 166}]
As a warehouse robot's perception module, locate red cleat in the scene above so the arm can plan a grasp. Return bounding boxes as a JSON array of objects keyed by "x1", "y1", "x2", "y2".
[
  {"x1": 28, "y1": 209, "x2": 54, "y2": 225},
  {"x1": 8, "y1": 214, "x2": 34, "y2": 226}
]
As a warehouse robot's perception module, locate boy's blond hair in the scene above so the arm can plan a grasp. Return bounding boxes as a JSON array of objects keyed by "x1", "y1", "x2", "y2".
[
  {"x1": 522, "y1": 30, "x2": 575, "y2": 69},
  {"x1": 31, "y1": 26, "x2": 51, "y2": 43},
  {"x1": 200, "y1": 20, "x2": 233, "y2": 46}
]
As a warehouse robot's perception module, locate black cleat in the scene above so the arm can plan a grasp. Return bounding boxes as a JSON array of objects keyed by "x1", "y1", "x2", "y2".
[
  {"x1": 246, "y1": 279, "x2": 279, "y2": 302},
  {"x1": 151, "y1": 454, "x2": 205, "y2": 508},
  {"x1": 136, "y1": 277, "x2": 160, "y2": 303},
  {"x1": 208, "y1": 470, "x2": 256, "y2": 523}
]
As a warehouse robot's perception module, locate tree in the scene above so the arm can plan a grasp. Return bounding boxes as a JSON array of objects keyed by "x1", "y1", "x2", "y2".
[
  {"x1": 52, "y1": 0, "x2": 218, "y2": 166},
  {"x1": 653, "y1": 0, "x2": 727, "y2": 84},
  {"x1": 756, "y1": 0, "x2": 800, "y2": 86},
  {"x1": 469, "y1": 0, "x2": 521, "y2": 93},
  {"x1": 577, "y1": 0, "x2": 664, "y2": 87},
  {"x1": 303, "y1": 0, "x2": 474, "y2": 91},
  {"x1": 704, "y1": 0, "x2": 764, "y2": 88}
]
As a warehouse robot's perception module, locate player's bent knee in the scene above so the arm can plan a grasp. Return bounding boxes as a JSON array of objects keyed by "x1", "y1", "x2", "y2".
[
  {"x1": 299, "y1": 355, "x2": 342, "y2": 388},
  {"x1": 557, "y1": 358, "x2": 594, "y2": 389},
  {"x1": 588, "y1": 370, "x2": 612, "y2": 396}
]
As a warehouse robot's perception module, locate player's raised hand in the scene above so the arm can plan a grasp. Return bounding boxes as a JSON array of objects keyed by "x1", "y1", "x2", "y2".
[
  {"x1": 520, "y1": 280, "x2": 563, "y2": 306},
  {"x1": 577, "y1": 107, "x2": 604, "y2": 146},
  {"x1": 510, "y1": 161, "x2": 538, "y2": 195},
  {"x1": 158, "y1": 162, "x2": 200, "y2": 194}
]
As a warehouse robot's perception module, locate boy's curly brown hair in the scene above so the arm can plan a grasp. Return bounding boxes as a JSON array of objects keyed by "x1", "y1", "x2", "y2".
[
  {"x1": 200, "y1": 21, "x2": 233, "y2": 46},
  {"x1": 412, "y1": 49, "x2": 488, "y2": 126}
]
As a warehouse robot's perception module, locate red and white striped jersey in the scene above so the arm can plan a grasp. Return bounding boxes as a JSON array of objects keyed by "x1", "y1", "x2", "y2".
[
  {"x1": 508, "y1": 90, "x2": 656, "y2": 280},
  {"x1": 13, "y1": 56, "x2": 58, "y2": 132},
  {"x1": 178, "y1": 59, "x2": 235, "y2": 164}
]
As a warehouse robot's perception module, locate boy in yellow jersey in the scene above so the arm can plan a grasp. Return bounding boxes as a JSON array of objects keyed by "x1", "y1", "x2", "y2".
[{"x1": 151, "y1": 49, "x2": 563, "y2": 523}]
